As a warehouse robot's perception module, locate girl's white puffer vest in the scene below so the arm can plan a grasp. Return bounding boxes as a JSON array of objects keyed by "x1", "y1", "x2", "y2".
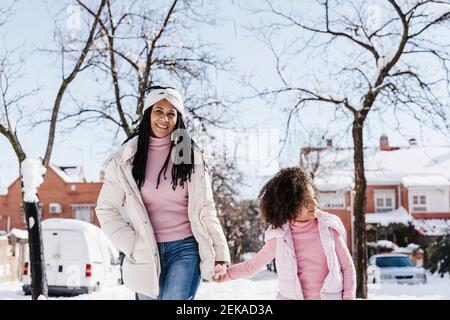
[{"x1": 264, "y1": 209, "x2": 347, "y2": 300}]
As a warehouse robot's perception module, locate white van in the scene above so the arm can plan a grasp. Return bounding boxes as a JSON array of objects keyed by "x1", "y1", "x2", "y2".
[{"x1": 22, "y1": 218, "x2": 122, "y2": 296}]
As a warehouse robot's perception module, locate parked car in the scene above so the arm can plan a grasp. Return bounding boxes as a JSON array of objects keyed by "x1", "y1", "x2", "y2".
[
  {"x1": 368, "y1": 253, "x2": 427, "y2": 285},
  {"x1": 23, "y1": 218, "x2": 122, "y2": 296}
]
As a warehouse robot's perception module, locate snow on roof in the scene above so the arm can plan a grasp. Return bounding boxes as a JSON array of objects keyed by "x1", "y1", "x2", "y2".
[
  {"x1": 0, "y1": 186, "x2": 7, "y2": 196},
  {"x1": 412, "y1": 219, "x2": 450, "y2": 236},
  {"x1": 314, "y1": 174, "x2": 353, "y2": 191},
  {"x1": 304, "y1": 146, "x2": 450, "y2": 187},
  {"x1": 365, "y1": 206, "x2": 412, "y2": 226},
  {"x1": 368, "y1": 241, "x2": 422, "y2": 254},
  {"x1": 0, "y1": 114, "x2": 16, "y2": 133},
  {"x1": 61, "y1": 166, "x2": 85, "y2": 180},
  {"x1": 8, "y1": 228, "x2": 28, "y2": 240},
  {"x1": 364, "y1": 171, "x2": 403, "y2": 184},
  {"x1": 368, "y1": 240, "x2": 397, "y2": 249},
  {"x1": 395, "y1": 243, "x2": 422, "y2": 254},
  {"x1": 49, "y1": 165, "x2": 85, "y2": 183},
  {"x1": 402, "y1": 174, "x2": 450, "y2": 187}
]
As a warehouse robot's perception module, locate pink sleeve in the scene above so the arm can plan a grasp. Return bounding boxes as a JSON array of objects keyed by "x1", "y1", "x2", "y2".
[
  {"x1": 224, "y1": 238, "x2": 276, "y2": 281},
  {"x1": 332, "y1": 229, "x2": 356, "y2": 300}
]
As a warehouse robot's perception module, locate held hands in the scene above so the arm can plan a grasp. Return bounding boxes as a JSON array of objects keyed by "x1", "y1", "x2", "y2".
[{"x1": 213, "y1": 263, "x2": 228, "y2": 283}]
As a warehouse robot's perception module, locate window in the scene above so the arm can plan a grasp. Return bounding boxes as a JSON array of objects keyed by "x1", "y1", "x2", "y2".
[
  {"x1": 374, "y1": 189, "x2": 395, "y2": 213},
  {"x1": 412, "y1": 194, "x2": 427, "y2": 212},
  {"x1": 376, "y1": 198, "x2": 384, "y2": 207},
  {"x1": 49, "y1": 203, "x2": 62, "y2": 214},
  {"x1": 318, "y1": 191, "x2": 346, "y2": 209},
  {"x1": 72, "y1": 204, "x2": 95, "y2": 223},
  {"x1": 385, "y1": 198, "x2": 393, "y2": 207}
]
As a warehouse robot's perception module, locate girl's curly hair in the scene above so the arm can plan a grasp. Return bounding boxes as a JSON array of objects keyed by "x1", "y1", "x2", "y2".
[{"x1": 258, "y1": 166, "x2": 317, "y2": 228}]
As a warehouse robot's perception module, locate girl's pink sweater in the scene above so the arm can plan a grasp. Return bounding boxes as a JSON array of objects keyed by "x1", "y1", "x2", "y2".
[{"x1": 224, "y1": 218, "x2": 356, "y2": 300}]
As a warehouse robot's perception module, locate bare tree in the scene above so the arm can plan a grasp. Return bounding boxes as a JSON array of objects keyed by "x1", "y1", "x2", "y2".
[
  {"x1": 56, "y1": 0, "x2": 234, "y2": 135},
  {"x1": 0, "y1": 0, "x2": 106, "y2": 299},
  {"x1": 217, "y1": 195, "x2": 266, "y2": 263},
  {"x1": 248, "y1": 0, "x2": 450, "y2": 298}
]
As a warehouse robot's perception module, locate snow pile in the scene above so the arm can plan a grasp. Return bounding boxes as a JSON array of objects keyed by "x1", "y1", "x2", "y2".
[
  {"x1": 402, "y1": 174, "x2": 450, "y2": 187},
  {"x1": 395, "y1": 243, "x2": 422, "y2": 254},
  {"x1": 412, "y1": 219, "x2": 450, "y2": 236},
  {"x1": 365, "y1": 206, "x2": 412, "y2": 226},
  {"x1": 20, "y1": 158, "x2": 46, "y2": 203},
  {"x1": 369, "y1": 273, "x2": 450, "y2": 300},
  {"x1": 0, "y1": 281, "x2": 135, "y2": 300},
  {"x1": 196, "y1": 270, "x2": 278, "y2": 300},
  {"x1": 368, "y1": 240, "x2": 423, "y2": 254},
  {"x1": 0, "y1": 115, "x2": 16, "y2": 133},
  {"x1": 0, "y1": 186, "x2": 7, "y2": 196},
  {"x1": 8, "y1": 229, "x2": 28, "y2": 240},
  {"x1": 368, "y1": 240, "x2": 396, "y2": 249},
  {"x1": 49, "y1": 165, "x2": 83, "y2": 183},
  {"x1": 308, "y1": 146, "x2": 450, "y2": 186}
]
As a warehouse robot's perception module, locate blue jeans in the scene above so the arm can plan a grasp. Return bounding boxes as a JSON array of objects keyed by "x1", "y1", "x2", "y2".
[{"x1": 136, "y1": 236, "x2": 201, "y2": 300}]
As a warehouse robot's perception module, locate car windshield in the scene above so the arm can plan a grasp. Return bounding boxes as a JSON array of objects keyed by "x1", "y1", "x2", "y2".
[{"x1": 376, "y1": 256, "x2": 415, "y2": 268}]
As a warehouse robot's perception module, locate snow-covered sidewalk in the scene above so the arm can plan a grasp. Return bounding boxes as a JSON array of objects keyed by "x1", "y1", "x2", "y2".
[
  {"x1": 1, "y1": 270, "x2": 449, "y2": 300},
  {"x1": 368, "y1": 273, "x2": 450, "y2": 300}
]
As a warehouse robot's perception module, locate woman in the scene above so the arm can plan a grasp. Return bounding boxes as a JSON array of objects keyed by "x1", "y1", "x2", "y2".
[{"x1": 95, "y1": 86, "x2": 230, "y2": 300}]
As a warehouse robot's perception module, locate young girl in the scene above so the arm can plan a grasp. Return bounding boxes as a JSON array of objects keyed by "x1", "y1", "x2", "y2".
[{"x1": 215, "y1": 166, "x2": 356, "y2": 300}]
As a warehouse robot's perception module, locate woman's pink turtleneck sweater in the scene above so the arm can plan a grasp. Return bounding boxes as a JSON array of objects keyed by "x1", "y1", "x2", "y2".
[{"x1": 139, "y1": 135, "x2": 192, "y2": 243}]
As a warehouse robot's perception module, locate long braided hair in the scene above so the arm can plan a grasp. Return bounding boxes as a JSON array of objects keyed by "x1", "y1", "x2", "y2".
[{"x1": 123, "y1": 87, "x2": 196, "y2": 190}]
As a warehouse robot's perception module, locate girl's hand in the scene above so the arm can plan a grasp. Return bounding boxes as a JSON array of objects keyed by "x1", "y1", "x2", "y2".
[{"x1": 213, "y1": 263, "x2": 227, "y2": 283}]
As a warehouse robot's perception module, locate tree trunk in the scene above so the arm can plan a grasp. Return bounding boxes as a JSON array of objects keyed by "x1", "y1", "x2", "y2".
[
  {"x1": 23, "y1": 200, "x2": 48, "y2": 299},
  {"x1": 352, "y1": 119, "x2": 368, "y2": 299}
]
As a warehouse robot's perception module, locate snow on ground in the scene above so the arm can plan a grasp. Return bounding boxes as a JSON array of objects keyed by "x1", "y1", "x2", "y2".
[
  {"x1": 365, "y1": 206, "x2": 412, "y2": 226},
  {"x1": 368, "y1": 273, "x2": 450, "y2": 300},
  {"x1": 0, "y1": 281, "x2": 135, "y2": 300},
  {"x1": 1, "y1": 270, "x2": 449, "y2": 300},
  {"x1": 196, "y1": 270, "x2": 278, "y2": 300}
]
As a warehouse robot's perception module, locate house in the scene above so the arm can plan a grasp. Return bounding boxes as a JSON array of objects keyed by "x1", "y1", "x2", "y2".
[
  {"x1": 0, "y1": 229, "x2": 28, "y2": 282},
  {"x1": 0, "y1": 165, "x2": 103, "y2": 232},
  {"x1": 300, "y1": 135, "x2": 450, "y2": 253}
]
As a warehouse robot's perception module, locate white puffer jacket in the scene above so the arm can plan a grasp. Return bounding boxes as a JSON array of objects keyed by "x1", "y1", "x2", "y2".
[
  {"x1": 95, "y1": 136, "x2": 230, "y2": 297},
  {"x1": 265, "y1": 210, "x2": 347, "y2": 300}
]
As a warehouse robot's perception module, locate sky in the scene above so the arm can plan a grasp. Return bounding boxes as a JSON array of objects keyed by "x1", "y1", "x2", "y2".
[{"x1": 0, "y1": 0, "x2": 449, "y2": 199}]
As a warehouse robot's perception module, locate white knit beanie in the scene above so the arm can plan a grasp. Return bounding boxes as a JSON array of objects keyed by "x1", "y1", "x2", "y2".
[{"x1": 143, "y1": 87, "x2": 184, "y2": 116}]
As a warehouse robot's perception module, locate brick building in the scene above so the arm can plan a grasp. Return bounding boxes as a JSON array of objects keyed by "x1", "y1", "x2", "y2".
[
  {"x1": 301, "y1": 135, "x2": 450, "y2": 253},
  {"x1": 0, "y1": 165, "x2": 102, "y2": 232}
]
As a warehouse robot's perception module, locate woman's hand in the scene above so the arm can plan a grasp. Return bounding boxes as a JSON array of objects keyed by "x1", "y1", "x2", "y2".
[{"x1": 213, "y1": 263, "x2": 228, "y2": 283}]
